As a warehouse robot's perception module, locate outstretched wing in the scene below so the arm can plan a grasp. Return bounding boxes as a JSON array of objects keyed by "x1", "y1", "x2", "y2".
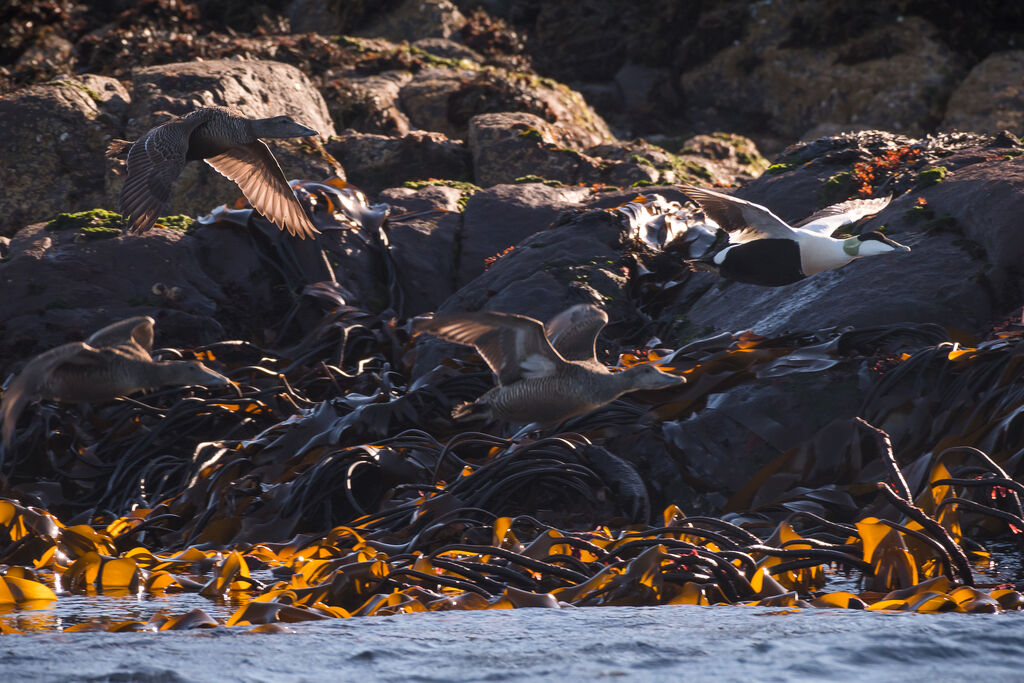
[
  {"x1": 416, "y1": 312, "x2": 566, "y2": 385},
  {"x1": 85, "y1": 316, "x2": 155, "y2": 355},
  {"x1": 681, "y1": 185, "x2": 795, "y2": 242},
  {"x1": 793, "y1": 196, "x2": 893, "y2": 236},
  {"x1": 206, "y1": 141, "x2": 319, "y2": 239},
  {"x1": 545, "y1": 304, "x2": 607, "y2": 363},
  {"x1": 120, "y1": 114, "x2": 211, "y2": 234}
]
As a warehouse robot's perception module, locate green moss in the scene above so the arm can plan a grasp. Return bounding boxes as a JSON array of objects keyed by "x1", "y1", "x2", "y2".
[
  {"x1": 916, "y1": 166, "x2": 948, "y2": 188},
  {"x1": 680, "y1": 159, "x2": 713, "y2": 181},
  {"x1": 631, "y1": 179, "x2": 655, "y2": 187},
  {"x1": 47, "y1": 78, "x2": 102, "y2": 103},
  {"x1": 154, "y1": 215, "x2": 196, "y2": 233},
  {"x1": 517, "y1": 128, "x2": 545, "y2": 142},
  {"x1": 46, "y1": 208, "x2": 124, "y2": 232},
  {"x1": 629, "y1": 155, "x2": 654, "y2": 167},
  {"x1": 821, "y1": 171, "x2": 855, "y2": 204},
  {"x1": 402, "y1": 179, "x2": 482, "y2": 193},
  {"x1": 513, "y1": 175, "x2": 564, "y2": 187},
  {"x1": 79, "y1": 226, "x2": 121, "y2": 240},
  {"x1": 766, "y1": 162, "x2": 795, "y2": 175}
]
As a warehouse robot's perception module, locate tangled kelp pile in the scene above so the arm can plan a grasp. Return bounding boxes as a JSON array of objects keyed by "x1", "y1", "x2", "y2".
[
  {"x1": 2, "y1": 314, "x2": 1024, "y2": 631},
  {"x1": 2, "y1": 188, "x2": 1024, "y2": 633}
]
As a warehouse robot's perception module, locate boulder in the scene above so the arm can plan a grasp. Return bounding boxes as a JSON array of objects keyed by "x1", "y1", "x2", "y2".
[
  {"x1": 321, "y1": 71, "x2": 412, "y2": 136},
  {"x1": 678, "y1": 9, "x2": 966, "y2": 151},
  {"x1": 357, "y1": 0, "x2": 467, "y2": 42},
  {"x1": 456, "y1": 183, "x2": 589, "y2": 287},
  {"x1": 400, "y1": 66, "x2": 613, "y2": 147},
  {"x1": 467, "y1": 112, "x2": 602, "y2": 186},
  {"x1": 378, "y1": 185, "x2": 464, "y2": 316},
  {"x1": 942, "y1": 51, "x2": 1024, "y2": 135},
  {"x1": 0, "y1": 76, "x2": 128, "y2": 237},
  {"x1": 326, "y1": 130, "x2": 472, "y2": 195},
  {"x1": 0, "y1": 222, "x2": 224, "y2": 369}
]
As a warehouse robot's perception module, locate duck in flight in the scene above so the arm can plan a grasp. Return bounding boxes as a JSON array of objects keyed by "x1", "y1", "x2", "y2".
[
  {"x1": 109, "y1": 106, "x2": 320, "y2": 238},
  {"x1": 1, "y1": 317, "x2": 231, "y2": 450},
  {"x1": 415, "y1": 304, "x2": 685, "y2": 425},
  {"x1": 681, "y1": 185, "x2": 909, "y2": 286}
]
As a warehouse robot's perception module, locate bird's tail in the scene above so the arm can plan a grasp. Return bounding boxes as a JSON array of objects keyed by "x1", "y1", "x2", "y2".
[
  {"x1": 684, "y1": 257, "x2": 719, "y2": 274},
  {"x1": 106, "y1": 139, "x2": 133, "y2": 159},
  {"x1": 452, "y1": 401, "x2": 490, "y2": 421}
]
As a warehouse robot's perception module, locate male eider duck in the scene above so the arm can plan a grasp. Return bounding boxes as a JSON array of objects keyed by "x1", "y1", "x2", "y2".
[
  {"x1": 415, "y1": 306, "x2": 684, "y2": 425},
  {"x1": 1, "y1": 316, "x2": 231, "y2": 449},
  {"x1": 109, "y1": 106, "x2": 320, "y2": 238},
  {"x1": 681, "y1": 185, "x2": 909, "y2": 286}
]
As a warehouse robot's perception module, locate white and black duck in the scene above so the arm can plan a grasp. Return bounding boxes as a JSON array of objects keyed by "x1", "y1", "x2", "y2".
[{"x1": 681, "y1": 185, "x2": 909, "y2": 286}]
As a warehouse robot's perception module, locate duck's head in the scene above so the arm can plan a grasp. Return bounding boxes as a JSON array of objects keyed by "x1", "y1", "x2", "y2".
[
  {"x1": 844, "y1": 232, "x2": 911, "y2": 257},
  {"x1": 251, "y1": 115, "x2": 319, "y2": 139},
  {"x1": 625, "y1": 364, "x2": 687, "y2": 391}
]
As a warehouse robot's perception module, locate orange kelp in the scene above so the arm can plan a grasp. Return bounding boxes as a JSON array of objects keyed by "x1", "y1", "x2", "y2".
[
  {"x1": 0, "y1": 424, "x2": 1022, "y2": 633},
  {"x1": 3, "y1": 277, "x2": 1024, "y2": 630}
]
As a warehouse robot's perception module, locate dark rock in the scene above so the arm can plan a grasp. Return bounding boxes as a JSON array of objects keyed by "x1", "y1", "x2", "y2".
[
  {"x1": 326, "y1": 130, "x2": 472, "y2": 195},
  {"x1": 378, "y1": 185, "x2": 463, "y2": 316},
  {"x1": 0, "y1": 76, "x2": 128, "y2": 237},
  {"x1": 679, "y1": 11, "x2": 965, "y2": 152},
  {"x1": 456, "y1": 183, "x2": 589, "y2": 287},
  {"x1": 400, "y1": 67, "x2": 613, "y2": 147},
  {"x1": 467, "y1": 112, "x2": 601, "y2": 186},
  {"x1": 677, "y1": 230, "x2": 991, "y2": 338},
  {"x1": 942, "y1": 51, "x2": 1024, "y2": 134},
  {"x1": 0, "y1": 223, "x2": 224, "y2": 369},
  {"x1": 357, "y1": 0, "x2": 467, "y2": 42},
  {"x1": 412, "y1": 38, "x2": 484, "y2": 63},
  {"x1": 322, "y1": 71, "x2": 412, "y2": 136}
]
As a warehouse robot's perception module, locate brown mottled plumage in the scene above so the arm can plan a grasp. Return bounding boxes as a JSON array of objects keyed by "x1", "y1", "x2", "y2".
[
  {"x1": 415, "y1": 306, "x2": 684, "y2": 425},
  {"x1": 1, "y1": 317, "x2": 231, "y2": 449},
  {"x1": 109, "y1": 106, "x2": 320, "y2": 238}
]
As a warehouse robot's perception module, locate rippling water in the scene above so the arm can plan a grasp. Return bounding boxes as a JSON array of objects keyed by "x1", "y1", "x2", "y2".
[{"x1": 3, "y1": 605, "x2": 1024, "y2": 682}]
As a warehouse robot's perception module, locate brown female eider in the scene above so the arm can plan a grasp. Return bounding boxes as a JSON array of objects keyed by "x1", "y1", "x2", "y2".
[
  {"x1": 415, "y1": 307, "x2": 684, "y2": 425},
  {"x1": 109, "y1": 106, "x2": 320, "y2": 238},
  {"x1": 1, "y1": 316, "x2": 231, "y2": 449}
]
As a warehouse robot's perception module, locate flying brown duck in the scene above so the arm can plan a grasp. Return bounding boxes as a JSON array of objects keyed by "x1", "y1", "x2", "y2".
[
  {"x1": 1, "y1": 316, "x2": 231, "y2": 449},
  {"x1": 109, "y1": 106, "x2": 320, "y2": 238},
  {"x1": 415, "y1": 305, "x2": 685, "y2": 425}
]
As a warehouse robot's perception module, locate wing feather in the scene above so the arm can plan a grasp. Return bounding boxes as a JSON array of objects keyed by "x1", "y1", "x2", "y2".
[
  {"x1": 205, "y1": 142, "x2": 319, "y2": 239},
  {"x1": 793, "y1": 196, "x2": 893, "y2": 236},
  {"x1": 681, "y1": 185, "x2": 795, "y2": 242},
  {"x1": 545, "y1": 305, "x2": 607, "y2": 363},
  {"x1": 416, "y1": 312, "x2": 566, "y2": 385}
]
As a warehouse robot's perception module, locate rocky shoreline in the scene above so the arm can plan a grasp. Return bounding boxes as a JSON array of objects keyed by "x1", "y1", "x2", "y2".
[{"x1": 1, "y1": 1, "x2": 1023, "y2": 627}]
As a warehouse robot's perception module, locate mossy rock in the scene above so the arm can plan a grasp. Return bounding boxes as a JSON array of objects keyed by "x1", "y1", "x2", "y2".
[
  {"x1": 402, "y1": 179, "x2": 482, "y2": 193},
  {"x1": 154, "y1": 215, "x2": 196, "y2": 233},
  {"x1": 513, "y1": 175, "x2": 565, "y2": 187},
  {"x1": 79, "y1": 226, "x2": 122, "y2": 240},
  {"x1": 916, "y1": 166, "x2": 948, "y2": 188},
  {"x1": 821, "y1": 171, "x2": 855, "y2": 204},
  {"x1": 46, "y1": 208, "x2": 125, "y2": 232},
  {"x1": 765, "y1": 162, "x2": 795, "y2": 175}
]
